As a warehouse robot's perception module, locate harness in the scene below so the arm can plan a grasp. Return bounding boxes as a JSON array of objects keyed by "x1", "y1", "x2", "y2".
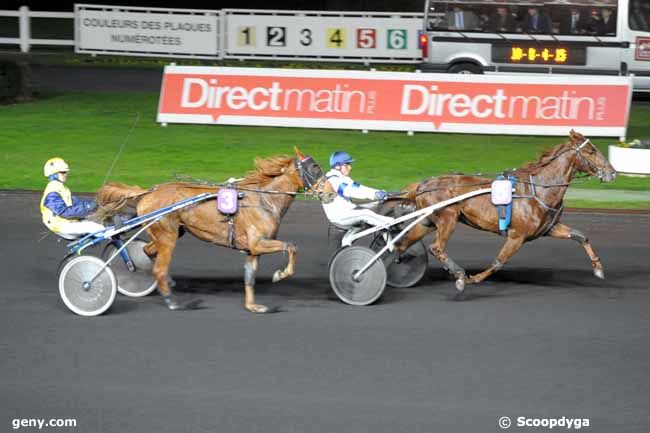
[
  {"x1": 217, "y1": 156, "x2": 325, "y2": 251},
  {"x1": 509, "y1": 139, "x2": 597, "y2": 234}
]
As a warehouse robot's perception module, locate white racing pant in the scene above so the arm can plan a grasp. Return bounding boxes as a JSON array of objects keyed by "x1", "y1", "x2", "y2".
[
  {"x1": 329, "y1": 208, "x2": 394, "y2": 229},
  {"x1": 54, "y1": 220, "x2": 105, "y2": 240}
]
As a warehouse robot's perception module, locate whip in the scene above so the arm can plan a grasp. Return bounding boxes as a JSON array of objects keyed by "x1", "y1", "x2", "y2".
[{"x1": 101, "y1": 112, "x2": 140, "y2": 186}]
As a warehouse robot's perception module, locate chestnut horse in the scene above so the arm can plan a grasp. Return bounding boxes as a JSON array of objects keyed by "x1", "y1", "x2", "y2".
[
  {"x1": 397, "y1": 130, "x2": 616, "y2": 295},
  {"x1": 97, "y1": 148, "x2": 324, "y2": 312}
]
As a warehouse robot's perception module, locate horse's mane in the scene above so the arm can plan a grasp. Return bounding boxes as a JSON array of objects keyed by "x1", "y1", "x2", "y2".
[
  {"x1": 237, "y1": 155, "x2": 294, "y2": 187},
  {"x1": 519, "y1": 139, "x2": 573, "y2": 173}
]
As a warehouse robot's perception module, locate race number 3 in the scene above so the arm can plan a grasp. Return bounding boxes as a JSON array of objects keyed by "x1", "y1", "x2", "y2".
[
  {"x1": 266, "y1": 26, "x2": 286, "y2": 47},
  {"x1": 238, "y1": 26, "x2": 256, "y2": 46},
  {"x1": 387, "y1": 29, "x2": 407, "y2": 49},
  {"x1": 327, "y1": 28, "x2": 346, "y2": 48},
  {"x1": 299, "y1": 28, "x2": 313, "y2": 46},
  {"x1": 356, "y1": 29, "x2": 376, "y2": 49}
]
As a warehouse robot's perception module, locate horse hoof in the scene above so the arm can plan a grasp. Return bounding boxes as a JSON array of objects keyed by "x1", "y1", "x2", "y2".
[
  {"x1": 165, "y1": 295, "x2": 202, "y2": 311},
  {"x1": 455, "y1": 277, "x2": 465, "y2": 293},
  {"x1": 272, "y1": 270, "x2": 282, "y2": 283},
  {"x1": 246, "y1": 304, "x2": 270, "y2": 313},
  {"x1": 594, "y1": 268, "x2": 605, "y2": 280}
]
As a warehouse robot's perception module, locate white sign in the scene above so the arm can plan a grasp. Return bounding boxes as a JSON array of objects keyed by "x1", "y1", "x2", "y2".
[
  {"x1": 75, "y1": 4, "x2": 220, "y2": 58},
  {"x1": 224, "y1": 10, "x2": 422, "y2": 62}
]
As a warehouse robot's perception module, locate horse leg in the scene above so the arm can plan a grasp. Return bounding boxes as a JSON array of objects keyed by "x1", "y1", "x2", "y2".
[
  {"x1": 428, "y1": 210, "x2": 467, "y2": 292},
  {"x1": 249, "y1": 238, "x2": 297, "y2": 284},
  {"x1": 546, "y1": 223, "x2": 605, "y2": 279},
  {"x1": 144, "y1": 235, "x2": 176, "y2": 288},
  {"x1": 394, "y1": 222, "x2": 434, "y2": 255},
  {"x1": 243, "y1": 255, "x2": 266, "y2": 313},
  {"x1": 243, "y1": 238, "x2": 296, "y2": 313},
  {"x1": 468, "y1": 235, "x2": 526, "y2": 284},
  {"x1": 149, "y1": 224, "x2": 198, "y2": 310}
]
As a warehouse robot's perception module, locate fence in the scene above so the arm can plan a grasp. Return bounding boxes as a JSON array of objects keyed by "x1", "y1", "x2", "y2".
[
  {"x1": 0, "y1": 5, "x2": 423, "y2": 64},
  {"x1": 0, "y1": 6, "x2": 74, "y2": 52}
]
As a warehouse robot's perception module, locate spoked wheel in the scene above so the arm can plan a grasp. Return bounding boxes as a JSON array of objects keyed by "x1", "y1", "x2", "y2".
[
  {"x1": 329, "y1": 246, "x2": 387, "y2": 306},
  {"x1": 58, "y1": 255, "x2": 117, "y2": 316},
  {"x1": 57, "y1": 252, "x2": 77, "y2": 278},
  {"x1": 370, "y1": 236, "x2": 428, "y2": 288},
  {"x1": 102, "y1": 239, "x2": 157, "y2": 297}
]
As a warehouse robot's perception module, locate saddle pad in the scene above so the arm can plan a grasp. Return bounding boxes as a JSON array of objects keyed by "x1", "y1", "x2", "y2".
[
  {"x1": 217, "y1": 188, "x2": 238, "y2": 214},
  {"x1": 491, "y1": 179, "x2": 513, "y2": 205}
]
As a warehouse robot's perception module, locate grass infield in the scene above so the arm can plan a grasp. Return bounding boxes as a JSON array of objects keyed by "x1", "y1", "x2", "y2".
[{"x1": 1, "y1": 91, "x2": 649, "y2": 209}]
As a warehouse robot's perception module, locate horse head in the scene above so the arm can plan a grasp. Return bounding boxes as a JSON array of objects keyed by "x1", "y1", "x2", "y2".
[
  {"x1": 569, "y1": 130, "x2": 617, "y2": 183},
  {"x1": 293, "y1": 146, "x2": 326, "y2": 194}
]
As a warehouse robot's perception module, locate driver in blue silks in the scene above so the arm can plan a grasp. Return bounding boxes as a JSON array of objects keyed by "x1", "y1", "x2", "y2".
[
  {"x1": 322, "y1": 151, "x2": 394, "y2": 228},
  {"x1": 40, "y1": 157, "x2": 104, "y2": 240}
]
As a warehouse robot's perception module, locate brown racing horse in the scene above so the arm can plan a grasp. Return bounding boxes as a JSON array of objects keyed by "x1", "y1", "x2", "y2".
[
  {"x1": 396, "y1": 130, "x2": 616, "y2": 295},
  {"x1": 96, "y1": 147, "x2": 324, "y2": 312}
]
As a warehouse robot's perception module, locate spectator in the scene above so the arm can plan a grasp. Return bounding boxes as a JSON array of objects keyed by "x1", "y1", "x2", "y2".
[
  {"x1": 523, "y1": 7, "x2": 552, "y2": 33},
  {"x1": 592, "y1": 8, "x2": 616, "y2": 35},
  {"x1": 445, "y1": 5, "x2": 480, "y2": 31},
  {"x1": 560, "y1": 6, "x2": 590, "y2": 34},
  {"x1": 489, "y1": 6, "x2": 516, "y2": 33}
]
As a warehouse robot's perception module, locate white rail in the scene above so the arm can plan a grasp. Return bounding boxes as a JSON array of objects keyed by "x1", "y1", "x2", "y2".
[
  {"x1": 1, "y1": 5, "x2": 422, "y2": 63},
  {"x1": 0, "y1": 6, "x2": 74, "y2": 52}
]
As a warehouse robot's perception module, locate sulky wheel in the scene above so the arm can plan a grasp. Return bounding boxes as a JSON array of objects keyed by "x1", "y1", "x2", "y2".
[
  {"x1": 102, "y1": 239, "x2": 157, "y2": 297},
  {"x1": 58, "y1": 255, "x2": 117, "y2": 316},
  {"x1": 329, "y1": 246, "x2": 387, "y2": 306},
  {"x1": 370, "y1": 236, "x2": 428, "y2": 288}
]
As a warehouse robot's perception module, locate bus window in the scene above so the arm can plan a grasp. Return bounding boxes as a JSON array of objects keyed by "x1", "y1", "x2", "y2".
[
  {"x1": 426, "y1": 1, "x2": 619, "y2": 36},
  {"x1": 629, "y1": 0, "x2": 650, "y2": 31}
]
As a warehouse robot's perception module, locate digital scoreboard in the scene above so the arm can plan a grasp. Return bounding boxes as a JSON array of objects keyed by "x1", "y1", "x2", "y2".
[{"x1": 492, "y1": 44, "x2": 587, "y2": 66}]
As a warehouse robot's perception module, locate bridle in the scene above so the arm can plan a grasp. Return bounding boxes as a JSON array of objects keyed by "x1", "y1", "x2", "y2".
[
  {"x1": 573, "y1": 138, "x2": 609, "y2": 180},
  {"x1": 294, "y1": 156, "x2": 326, "y2": 195}
]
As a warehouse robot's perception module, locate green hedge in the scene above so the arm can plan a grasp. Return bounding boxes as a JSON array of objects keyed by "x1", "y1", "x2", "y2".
[{"x1": 0, "y1": 58, "x2": 31, "y2": 103}]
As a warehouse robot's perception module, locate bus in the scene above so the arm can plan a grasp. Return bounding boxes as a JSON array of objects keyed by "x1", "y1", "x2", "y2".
[{"x1": 420, "y1": 0, "x2": 650, "y2": 91}]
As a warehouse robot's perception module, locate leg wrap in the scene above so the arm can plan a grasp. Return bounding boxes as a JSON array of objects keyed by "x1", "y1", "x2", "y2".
[
  {"x1": 569, "y1": 229, "x2": 587, "y2": 243},
  {"x1": 244, "y1": 261, "x2": 256, "y2": 286},
  {"x1": 492, "y1": 259, "x2": 504, "y2": 271},
  {"x1": 444, "y1": 257, "x2": 465, "y2": 276}
]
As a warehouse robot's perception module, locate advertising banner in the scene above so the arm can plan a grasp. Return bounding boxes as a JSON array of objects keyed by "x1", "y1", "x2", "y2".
[
  {"x1": 75, "y1": 4, "x2": 220, "y2": 58},
  {"x1": 157, "y1": 66, "x2": 632, "y2": 137}
]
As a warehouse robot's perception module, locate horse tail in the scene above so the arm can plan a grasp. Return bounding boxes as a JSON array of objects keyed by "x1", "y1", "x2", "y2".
[
  {"x1": 402, "y1": 182, "x2": 420, "y2": 202},
  {"x1": 96, "y1": 182, "x2": 149, "y2": 217}
]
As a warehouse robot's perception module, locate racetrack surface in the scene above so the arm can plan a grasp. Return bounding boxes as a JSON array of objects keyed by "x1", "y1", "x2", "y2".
[{"x1": 1, "y1": 192, "x2": 649, "y2": 433}]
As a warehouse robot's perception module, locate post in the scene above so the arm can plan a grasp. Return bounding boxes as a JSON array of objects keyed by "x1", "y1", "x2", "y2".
[{"x1": 19, "y1": 6, "x2": 30, "y2": 53}]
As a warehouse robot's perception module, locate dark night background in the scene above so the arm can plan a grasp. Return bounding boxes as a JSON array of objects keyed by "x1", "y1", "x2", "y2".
[{"x1": 5, "y1": 0, "x2": 423, "y2": 12}]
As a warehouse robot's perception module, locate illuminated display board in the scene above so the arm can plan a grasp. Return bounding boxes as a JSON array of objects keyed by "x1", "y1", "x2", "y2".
[{"x1": 492, "y1": 44, "x2": 587, "y2": 65}]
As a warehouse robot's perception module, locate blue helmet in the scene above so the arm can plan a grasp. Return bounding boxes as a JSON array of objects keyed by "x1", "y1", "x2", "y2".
[{"x1": 329, "y1": 151, "x2": 355, "y2": 168}]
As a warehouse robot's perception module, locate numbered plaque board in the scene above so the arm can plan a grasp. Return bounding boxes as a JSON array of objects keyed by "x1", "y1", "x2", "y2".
[
  {"x1": 157, "y1": 66, "x2": 632, "y2": 137},
  {"x1": 75, "y1": 4, "x2": 221, "y2": 59},
  {"x1": 225, "y1": 10, "x2": 422, "y2": 62}
]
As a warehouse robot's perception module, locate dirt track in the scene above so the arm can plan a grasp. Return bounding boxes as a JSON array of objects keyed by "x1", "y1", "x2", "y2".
[{"x1": 1, "y1": 191, "x2": 649, "y2": 433}]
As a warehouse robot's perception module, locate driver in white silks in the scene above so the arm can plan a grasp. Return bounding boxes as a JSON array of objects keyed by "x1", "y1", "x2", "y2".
[
  {"x1": 322, "y1": 151, "x2": 394, "y2": 228},
  {"x1": 40, "y1": 157, "x2": 104, "y2": 240}
]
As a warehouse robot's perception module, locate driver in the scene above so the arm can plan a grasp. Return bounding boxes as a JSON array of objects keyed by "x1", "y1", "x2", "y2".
[
  {"x1": 40, "y1": 157, "x2": 104, "y2": 240},
  {"x1": 322, "y1": 151, "x2": 394, "y2": 228}
]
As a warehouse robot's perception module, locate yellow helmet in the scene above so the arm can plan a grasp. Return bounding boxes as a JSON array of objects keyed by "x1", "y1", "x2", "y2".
[{"x1": 44, "y1": 157, "x2": 70, "y2": 177}]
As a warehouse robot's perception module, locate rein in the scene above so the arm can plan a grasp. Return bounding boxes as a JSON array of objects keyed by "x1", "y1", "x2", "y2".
[{"x1": 415, "y1": 139, "x2": 603, "y2": 196}]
